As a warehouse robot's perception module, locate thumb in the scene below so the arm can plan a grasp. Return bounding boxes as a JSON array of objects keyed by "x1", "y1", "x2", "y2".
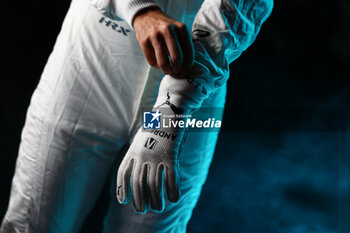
[{"x1": 116, "y1": 158, "x2": 134, "y2": 204}]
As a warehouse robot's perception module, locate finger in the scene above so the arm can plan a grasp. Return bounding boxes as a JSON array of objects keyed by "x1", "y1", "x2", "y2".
[
  {"x1": 165, "y1": 165, "x2": 180, "y2": 203},
  {"x1": 151, "y1": 35, "x2": 171, "y2": 74},
  {"x1": 162, "y1": 24, "x2": 183, "y2": 74},
  {"x1": 148, "y1": 164, "x2": 165, "y2": 212},
  {"x1": 131, "y1": 162, "x2": 148, "y2": 214},
  {"x1": 175, "y1": 24, "x2": 194, "y2": 74},
  {"x1": 142, "y1": 164, "x2": 150, "y2": 212},
  {"x1": 141, "y1": 39, "x2": 158, "y2": 68},
  {"x1": 116, "y1": 158, "x2": 134, "y2": 204}
]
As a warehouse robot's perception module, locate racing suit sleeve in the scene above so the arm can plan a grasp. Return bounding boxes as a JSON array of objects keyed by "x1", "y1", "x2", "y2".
[
  {"x1": 154, "y1": 0, "x2": 274, "y2": 113},
  {"x1": 91, "y1": 0, "x2": 161, "y2": 28}
]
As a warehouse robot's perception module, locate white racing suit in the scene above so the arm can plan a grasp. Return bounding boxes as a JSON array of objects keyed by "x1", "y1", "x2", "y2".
[{"x1": 1, "y1": 0, "x2": 273, "y2": 232}]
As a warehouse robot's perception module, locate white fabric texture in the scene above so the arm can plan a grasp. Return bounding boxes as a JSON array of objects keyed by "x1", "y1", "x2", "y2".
[
  {"x1": 91, "y1": 0, "x2": 161, "y2": 28},
  {"x1": 0, "y1": 0, "x2": 273, "y2": 232}
]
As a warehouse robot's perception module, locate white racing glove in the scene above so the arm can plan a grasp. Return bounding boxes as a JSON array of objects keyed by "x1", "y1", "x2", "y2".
[{"x1": 116, "y1": 90, "x2": 190, "y2": 213}]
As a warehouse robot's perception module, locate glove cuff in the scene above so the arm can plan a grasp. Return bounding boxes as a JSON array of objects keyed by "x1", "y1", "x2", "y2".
[{"x1": 154, "y1": 74, "x2": 210, "y2": 114}]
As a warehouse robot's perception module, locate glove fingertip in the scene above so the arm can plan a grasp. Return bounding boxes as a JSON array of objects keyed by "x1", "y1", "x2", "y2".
[
  {"x1": 165, "y1": 167, "x2": 180, "y2": 203},
  {"x1": 117, "y1": 158, "x2": 134, "y2": 204},
  {"x1": 152, "y1": 208, "x2": 165, "y2": 214},
  {"x1": 168, "y1": 189, "x2": 180, "y2": 203},
  {"x1": 132, "y1": 198, "x2": 148, "y2": 214},
  {"x1": 150, "y1": 193, "x2": 165, "y2": 213},
  {"x1": 116, "y1": 185, "x2": 126, "y2": 204},
  {"x1": 134, "y1": 209, "x2": 147, "y2": 215}
]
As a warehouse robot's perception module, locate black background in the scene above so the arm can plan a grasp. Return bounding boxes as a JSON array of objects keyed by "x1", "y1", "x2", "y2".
[{"x1": 1, "y1": 0, "x2": 350, "y2": 232}]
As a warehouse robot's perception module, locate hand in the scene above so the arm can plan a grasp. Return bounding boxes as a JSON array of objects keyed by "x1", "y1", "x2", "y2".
[
  {"x1": 116, "y1": 105, "x2": 185, "y2": 213},
  {"x1": 133, "y1": 8, "x2": 194, "y2": 78}
]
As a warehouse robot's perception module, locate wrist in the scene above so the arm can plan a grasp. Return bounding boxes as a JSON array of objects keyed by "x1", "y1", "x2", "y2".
[
  {"x1": 154, "y1": 75, "x2": 208, "y2": 114},
  {"x1": 112, "y1": 0, "x2": 161, "y2": 29},
  {"x1": 132, "y1": 7, "x2": 162, "y2": 28}
]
